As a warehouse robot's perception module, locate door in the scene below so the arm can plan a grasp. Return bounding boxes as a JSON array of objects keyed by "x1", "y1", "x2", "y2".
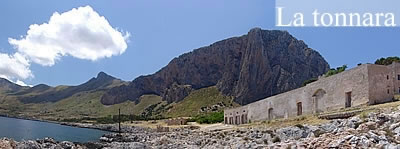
[
  {"x1": 268, "y1": 108, "x2": 273, "y2": 120},
  {"x1": 297, "y1": 102, "x2": 302, "y2": 116},
  {"x1": 345, "y1": 92, "x2": 352, "y2": 108}
]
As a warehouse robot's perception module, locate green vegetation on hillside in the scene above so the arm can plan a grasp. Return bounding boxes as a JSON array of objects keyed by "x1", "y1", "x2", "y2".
[
  {"x1": 375, "y1": 56, "x2": 400, "y2": 65},
  {"x1": 166, "y1": 86, "x2": 238, "y2": 118},
  {"x1": 325, "y1": 65, "x2": 347, "y2": 77}
]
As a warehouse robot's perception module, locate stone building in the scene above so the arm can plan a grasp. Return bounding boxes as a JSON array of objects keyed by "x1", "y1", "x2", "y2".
[
  {"x1": 165, "y1": 118, "x2": 188, "y2": 125},
  {"x1": 224, "y1": 63, "x2": 400, "y2": 125}
]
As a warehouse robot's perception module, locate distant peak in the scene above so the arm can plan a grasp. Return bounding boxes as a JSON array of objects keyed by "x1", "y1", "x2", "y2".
[
  {"x1": 33, "y1": 84, "x2": 50, "y2": 88},
  {"x1": 97, "y1": 71, "x2": 107, "y2": 77},
  {"x1": 249, "y1": 27, "x2": 262, "y2": 33},
  {"x1": 96, "y1": 71, "x2": 115, "y2": 80},
  {"x1": 248, "y1": 28, "x2": 288, "y2": 35}
]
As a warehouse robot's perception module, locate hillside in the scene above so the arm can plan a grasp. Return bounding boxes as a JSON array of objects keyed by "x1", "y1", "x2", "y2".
[
  {"x1": 15, "y1": 72, "x2": 126, "y2": 103},
  {"x1": 165, "y1": 86, "x2": 239, "y2": 117},
  {"x1": 0, "y1": 78, "x2": 28, "y2": 94},
  {"x1": 102, "y1": 28, "x2": 330, "y2": 105},
  {"x1": 0, "y1": 85, "x2": 237, "y2": 122}
]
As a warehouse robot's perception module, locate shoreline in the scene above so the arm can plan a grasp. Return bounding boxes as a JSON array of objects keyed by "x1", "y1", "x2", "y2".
[
  {"x1": 0, "y1": 114, "x2": 119, "y2": 133},
  {"x1": 2, "y1": 105, "x2": 400, "y2": 148}
]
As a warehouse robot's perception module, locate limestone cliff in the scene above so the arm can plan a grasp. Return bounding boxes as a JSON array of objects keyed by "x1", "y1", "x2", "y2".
[{"x1": 101, "y1": 28, "x2": 330, "y2": 105}]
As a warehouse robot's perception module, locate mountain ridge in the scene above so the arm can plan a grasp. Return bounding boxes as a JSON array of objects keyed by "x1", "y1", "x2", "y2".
[
  {"x1": 14, "y1": 72, "x2": 126, "y2": 103},
  {"x1": 0, "y1": 78, "x2": 27, "y2": 93}
]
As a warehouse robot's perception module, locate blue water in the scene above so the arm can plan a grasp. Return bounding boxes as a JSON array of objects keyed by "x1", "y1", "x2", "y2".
[{"x1": 0, "y1": 116, "x2": 107, "y2": 142}]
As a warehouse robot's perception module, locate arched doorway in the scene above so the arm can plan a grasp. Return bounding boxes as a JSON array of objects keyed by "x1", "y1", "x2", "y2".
[
  {"x1": 297, "y1": 102, "x2": 302, "y2": 116},
  {"x1": 312, "y1": 89, "x2": 326, "y2": 114},
  {"x1": 268, "y1": 108, "x2": 273, "y2": 120}
]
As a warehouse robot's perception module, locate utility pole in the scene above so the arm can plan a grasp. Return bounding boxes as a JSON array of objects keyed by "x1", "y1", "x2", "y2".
[{"x1": 118, "y1": 108, "x2": 121, "y2": 133}]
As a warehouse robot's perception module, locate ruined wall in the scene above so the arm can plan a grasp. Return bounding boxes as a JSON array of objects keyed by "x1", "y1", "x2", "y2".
[
  {"x1": 165, "y1": 118, "x2": 188, "y2": 125},
  {"x1": 225, "y1": 64, "x2": 371, "y2": 123}
]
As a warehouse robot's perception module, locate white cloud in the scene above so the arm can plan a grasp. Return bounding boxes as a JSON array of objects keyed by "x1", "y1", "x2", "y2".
[
  {"x1": 8, "y1": 5, "x2": 130, "y2": 66},
  {"x1": 0, "y1": 53, "x2": 33, "y2": 81}
]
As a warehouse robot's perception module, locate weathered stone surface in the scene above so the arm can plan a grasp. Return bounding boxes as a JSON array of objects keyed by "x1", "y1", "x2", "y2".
[{"x1": 101, "y1": 28, "x2": 329, "y2": 105}]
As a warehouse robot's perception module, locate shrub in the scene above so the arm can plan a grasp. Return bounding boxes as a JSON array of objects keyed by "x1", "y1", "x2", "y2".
[
  {"x1": 302, "y1": 78, "x2": 318, "y2": 86},
  {"x1": 359, "y1": 111, "x2": 368, "y2": 120},
  {"x1": 325, "y1": 65, "x2": 347, "y2": 77},
  {"x1": 62, "y1": 118, "x2": 81, "y2": 123},
  {"x1": 192, "y1": 111, "x2": 224, "y2": 124},
  {"x1": 375, "y1": 56, "x2": 400, "y2": 65}
]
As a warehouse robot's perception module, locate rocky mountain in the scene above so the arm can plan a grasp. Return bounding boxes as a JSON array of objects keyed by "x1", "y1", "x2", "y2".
[
  {"x1": 0, "y1": 78, "x2": 27, "y2": 93},
  {"x1": 101, "y1": 28, "x2": 330, "y2": 105},
  {"x1": 17, "y1": 72, "x2": 126, "y2": 103}
]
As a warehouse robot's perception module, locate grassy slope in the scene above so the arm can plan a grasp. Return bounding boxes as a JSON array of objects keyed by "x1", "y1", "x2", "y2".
[
  {"x1": 0, "y1": 85, "x2": 238, "y2": 121},
  {"x1": 46, "y1": 93, "x2": 164, "y2": 120},
  {"x1": 165, "y1": 86, "x2": 239, "y2": 117}
]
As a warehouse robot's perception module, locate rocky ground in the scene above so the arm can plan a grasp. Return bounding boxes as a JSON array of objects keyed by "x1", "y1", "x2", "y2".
[
  {"x1": 96, "y1": 106, "x2": 400, "y2": 149},
  {"x1": 0, "y1": 137, "x2": 86, "y2": 149},
  {"x1": 3, "y1": 105, "x2": 400, "y2": 148}
]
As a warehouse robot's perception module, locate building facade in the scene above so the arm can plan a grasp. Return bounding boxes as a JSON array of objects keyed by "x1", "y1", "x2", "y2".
[{"x1": 224, "y1": 63, "x2": 400, "y2": 125}]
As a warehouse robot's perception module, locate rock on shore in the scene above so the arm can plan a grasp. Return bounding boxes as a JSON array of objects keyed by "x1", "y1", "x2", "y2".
[{"x1": 0, "y1": 137, "x2": 85, "y2": 149}]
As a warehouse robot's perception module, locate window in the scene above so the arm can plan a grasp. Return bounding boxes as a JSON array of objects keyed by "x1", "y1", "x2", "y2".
[
  {"x1": 388, "y1": 89, "x2": 390, "y2": 94},
  {"x1": 387, "y1": 75, "x2": 389, "y2": 80},
  {"x1": 398, "y1": 75, "x2": 400, "y2": 80}
]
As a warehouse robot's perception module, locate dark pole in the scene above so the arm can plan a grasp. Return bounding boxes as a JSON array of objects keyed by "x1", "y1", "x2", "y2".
[{"x1": 118, "y1": 108, "x2": 121, "y2": 133}]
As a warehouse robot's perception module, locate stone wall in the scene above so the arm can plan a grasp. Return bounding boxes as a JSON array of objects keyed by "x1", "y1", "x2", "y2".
[
  {"x1": 368, "y1": 64, "x2": 394, "y2": 104},
  {"x1": 224, "y1": 106, "x2": 249, "y2": 125},
  {"x1": 225, "y1": 63, "x2": 400, "y2": 124},
  {"x1": 390, "y1": 63, "x2": 400, "y2": 95},
  {"x1": 165, "y1": 118, "x2": 188, "y2": 125}
]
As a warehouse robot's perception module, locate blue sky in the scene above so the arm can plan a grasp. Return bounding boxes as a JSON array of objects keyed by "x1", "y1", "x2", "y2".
[{"x1": 0, "y1": 0, "x2": 399, "y2": 86}]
